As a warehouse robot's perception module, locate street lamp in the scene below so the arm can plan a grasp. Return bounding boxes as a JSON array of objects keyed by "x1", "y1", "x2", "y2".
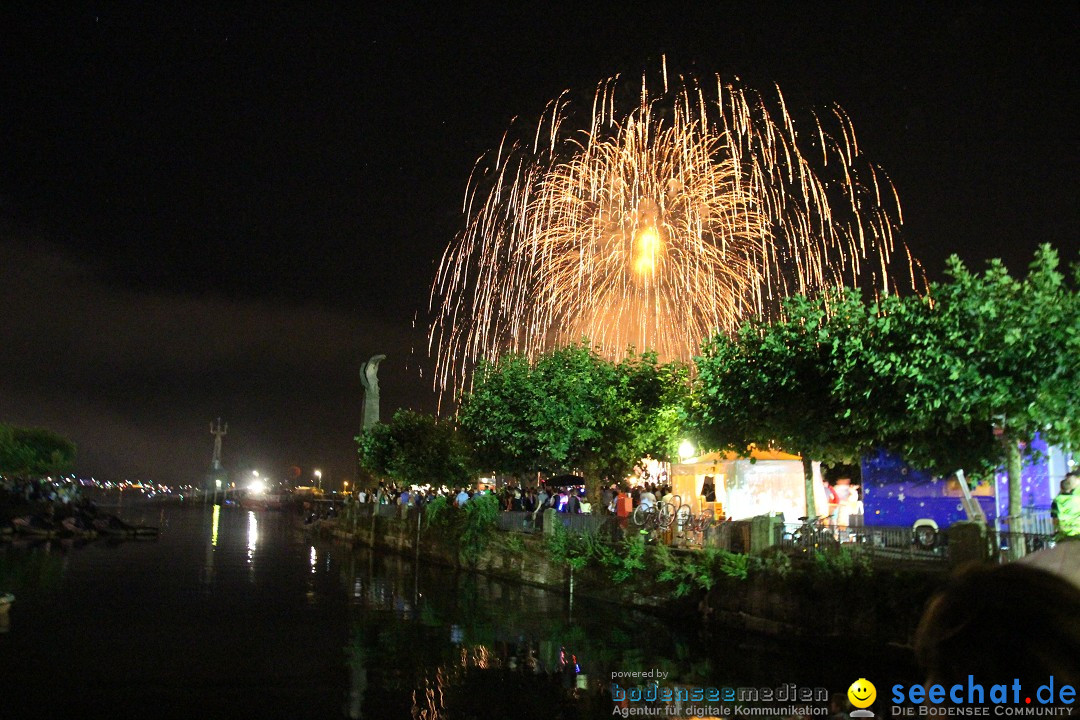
[
  {"x1": 249, "y1": 470, "x2": 265, "y2": 495},
  {"x1": 314, "y1": 469, "x2": 322, "y2": 493}
]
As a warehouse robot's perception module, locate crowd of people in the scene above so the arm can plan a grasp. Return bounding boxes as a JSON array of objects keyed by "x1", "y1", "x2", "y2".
[
  {"x1": 346, "y1": 482, "x2": 598, "y2": 514},
  {"x1": 342, "y1": 478, "x2": 689, "y2": 519}
]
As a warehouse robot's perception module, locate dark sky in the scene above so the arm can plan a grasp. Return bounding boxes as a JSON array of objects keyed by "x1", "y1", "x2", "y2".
[{"x1": 1, "y1": 3, "x2": 1077, "y2": 487}]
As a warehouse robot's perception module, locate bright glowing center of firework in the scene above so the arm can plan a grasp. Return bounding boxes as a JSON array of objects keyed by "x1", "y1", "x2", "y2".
[{"x1": 633, "y1": 226, "x2": 661, "y2": 274}]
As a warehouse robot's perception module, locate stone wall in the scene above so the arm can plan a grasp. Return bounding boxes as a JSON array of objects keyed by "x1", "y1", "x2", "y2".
[{"x1": 310, "y1": 511, "x2": 943, "y2": 644}]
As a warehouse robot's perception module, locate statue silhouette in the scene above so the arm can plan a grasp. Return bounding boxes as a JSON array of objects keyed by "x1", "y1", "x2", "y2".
[{"x1": 360, "y1": 354, "x2": 386, "y2": 430}]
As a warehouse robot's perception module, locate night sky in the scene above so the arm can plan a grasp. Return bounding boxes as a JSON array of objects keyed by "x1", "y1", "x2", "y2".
[{"x1": 1, "y1": 4, "x2": 1076, "y2": 488}]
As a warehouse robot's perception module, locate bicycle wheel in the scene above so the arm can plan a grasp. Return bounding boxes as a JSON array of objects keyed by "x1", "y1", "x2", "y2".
[
  {"x1": 631, "y1": 504, "x2": 650, "y2": 526},
  {"x1": 657, "y1": 503, "x2": 676, "y2": 529}
]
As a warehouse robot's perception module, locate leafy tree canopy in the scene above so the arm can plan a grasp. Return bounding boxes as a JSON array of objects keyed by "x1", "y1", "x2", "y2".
[
  {"x1": 0, "y1": 423, "x2": 77, "y2": 479},
  {"x1": 458, "y1": 343, "x2": 689, "y2": 498},
  {"x1": 843, "y1": 244, "x2": 1079, "y2": 478},
  {"x1": 356, "y1": 410, "x2": 475, "y2": 489}
]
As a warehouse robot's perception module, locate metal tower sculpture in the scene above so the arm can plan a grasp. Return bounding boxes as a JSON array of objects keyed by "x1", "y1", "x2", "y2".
[{"x1": 360, "y1": 354, "x2": 386, "y2": 431}]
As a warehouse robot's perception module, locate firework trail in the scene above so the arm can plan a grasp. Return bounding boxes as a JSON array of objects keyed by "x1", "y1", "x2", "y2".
[{"x1": 430, "y1": 62, "x2": 919, "y2": 395}]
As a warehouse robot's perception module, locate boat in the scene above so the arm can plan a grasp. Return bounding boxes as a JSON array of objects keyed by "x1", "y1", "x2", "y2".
[
  {"x1": 91, "y1": 516, "x2": 159, "y2": 539},
  {"x1": 60, "y1": 516, "x2": 98, "y2": 539},
  {"x1": 240, "y1": 491, "x2": 286, "y2": 511},
  {"x1": 11, "y1": 515, "x2": 59, "y2": 538}
]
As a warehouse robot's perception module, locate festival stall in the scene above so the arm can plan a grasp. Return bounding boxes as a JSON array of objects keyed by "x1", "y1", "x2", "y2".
[{"x1": 669, "y1": 449, "x2": 829, "y2": 523}]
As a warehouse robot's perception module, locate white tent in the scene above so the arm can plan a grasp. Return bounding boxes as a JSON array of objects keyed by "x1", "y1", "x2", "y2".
[{"x1": 669, "y1": 449, "x2": 830, "y2": 523}]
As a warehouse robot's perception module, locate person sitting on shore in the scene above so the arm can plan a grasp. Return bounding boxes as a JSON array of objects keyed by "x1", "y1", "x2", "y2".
[{"x1": 913, "y1": 562, "x2": 1080, "y2": 693}]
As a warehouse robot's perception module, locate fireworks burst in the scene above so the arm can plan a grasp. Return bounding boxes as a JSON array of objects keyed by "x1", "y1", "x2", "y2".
[{"x1": 430, "y1": 61, "x2": 919, "y2": 395}]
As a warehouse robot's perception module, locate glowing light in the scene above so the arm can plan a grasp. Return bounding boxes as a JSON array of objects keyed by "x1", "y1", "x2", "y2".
[
  {"x1": 430, "y1": 62, "x2": 919, "y2": 395},
  {"x1": 678, "y1": 440, "x2": 697, "y2": 461},
  {"x1": 249, "y1": 479, "x2": 266, "y2": 494}
]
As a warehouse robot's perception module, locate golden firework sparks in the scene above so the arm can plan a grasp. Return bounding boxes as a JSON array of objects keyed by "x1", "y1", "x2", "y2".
[{"x1": 430, "y1": 62, "x2": 919, "y2": 395}]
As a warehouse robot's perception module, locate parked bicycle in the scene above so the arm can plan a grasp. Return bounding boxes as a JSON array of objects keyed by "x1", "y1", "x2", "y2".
[
  {"x1": 783, "y1": 515, "x2": 835, "y2": 550},
  {"x1": 631, "y1": 495, "x2": 715, "y2": 534},
  {"x1": 680, "y1": 509, "x2": 715, "y2": 533},
  {"x1": 631, "y1": 499, "x2": 677, "y2": 530}
]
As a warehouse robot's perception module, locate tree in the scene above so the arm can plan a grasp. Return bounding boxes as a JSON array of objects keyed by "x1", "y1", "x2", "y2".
[
  {"x1": 0, "y1": 423, "x2": 77, "y2": 479},
  {"x1": 690, "y1": 292, "x2": 873, "y2": 519},
  {"x1": 846, "y1": 246, "x2": 1079, "y2": 550},
  {"x1": 458, "y1": 344, "x2": 689, "y2": 504},
  {"x1": 356, "y1": 410, "x2": 475, "y2": 489},
  {"x1": 690, "y1": 244, "x2": 1078, "y2": 541}
]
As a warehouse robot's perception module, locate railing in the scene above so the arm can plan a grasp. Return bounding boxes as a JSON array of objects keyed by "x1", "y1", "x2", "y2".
[
  {"x1": 1000, "y1": 510, "x2": 1055, "y2": 537},
  {"x1": 495, "y1": 509, "x2": 616, "y2": 536},
  {"x1": 987, "y1": 529, "x2": 1055, "y2": 561},
  {"x1": 772, "y1": 519, "x2": 1058, "y2": 564},
  {"x1": 497, "y1": 510, "x2": 538, "y2": 533},
  {"x1": 774, "y1": 520, "x2": 948, "y2": 561},
  {"x1": 559, "y1": 512, "x2": 612, "y2": 535}
]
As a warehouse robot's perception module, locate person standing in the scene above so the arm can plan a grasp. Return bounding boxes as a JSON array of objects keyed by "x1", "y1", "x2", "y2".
[
  {"x1": 565, "y1": 491, "x2": 580, "y2": 514},
  {"x1": 1051, "y1": 472, "x2": 1080, "y2": 541}
]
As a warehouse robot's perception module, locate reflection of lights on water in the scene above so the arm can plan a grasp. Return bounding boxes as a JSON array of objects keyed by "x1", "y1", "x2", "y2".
[
  {"x1": 210, "y1": 504, "x2": 220, "y2": 547},
  {"x1": 412, "y1": 666, "x2": 448, "y2": 720},
  {"x1": 309, "y1": 546, "x2": 317, "y2": 574},
  {"x1": 246, "y1": 511, "x2": 258, "y2": 562},
  {"x1": 410, "y1": 647, "x2": 505, "y2": 719}
]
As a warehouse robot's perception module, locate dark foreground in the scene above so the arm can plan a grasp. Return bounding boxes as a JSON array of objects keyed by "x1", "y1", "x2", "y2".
[{"x1": 0, "y1": 504, "x2": 916, "y2": 718}]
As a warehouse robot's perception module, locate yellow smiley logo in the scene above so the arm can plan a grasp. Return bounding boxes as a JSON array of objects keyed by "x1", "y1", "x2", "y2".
[{"x1": 848, "y1": 678, "x2": 876, "y2": 709}]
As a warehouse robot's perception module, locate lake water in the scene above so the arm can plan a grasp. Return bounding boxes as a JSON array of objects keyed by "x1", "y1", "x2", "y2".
[{"x1": 0, "y1": 504, "x2": 916, "y2": 718}]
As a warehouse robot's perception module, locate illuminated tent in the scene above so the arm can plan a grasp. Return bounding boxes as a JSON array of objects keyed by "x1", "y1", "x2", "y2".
[{"x1": 669, "y1": 449, "x2": 829, "y2": 523}]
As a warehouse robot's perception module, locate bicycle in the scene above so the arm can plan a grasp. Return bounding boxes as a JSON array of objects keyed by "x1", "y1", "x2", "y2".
[
  {"x1": 681, "y1": 509, "x2": 715, "y2": 533},
  {"x1": 631, "y1": 500, "x2": 676, "y2": 530},
  {"x1": 783, "y1": 515, "x2": 835, "y2": 550}
]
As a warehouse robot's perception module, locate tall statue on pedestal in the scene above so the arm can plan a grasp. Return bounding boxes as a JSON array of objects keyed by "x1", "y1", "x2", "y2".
[
  {"x1": 205, "y1": 418, "x2": 229, "y2": 494},
  {"x1": 360, "y1": 354, "x2": 386, "y2": 432}
]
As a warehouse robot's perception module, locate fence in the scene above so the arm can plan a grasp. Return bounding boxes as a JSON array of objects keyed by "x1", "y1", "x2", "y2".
[
  {"x1": 773, "y1": 519, "x2": 946, "y2": 561},
  {"x1": 335, "y1": 500, "x2": 1056, "y2": 564},
  {"x1": 773, "y1": 518, "x2": 1059, "y2": 564},
  {"x1": 496, "y1": 509, "x2": 615, "y2": 537},
  {"x1": 496, "y1": 510, "x2": 536, "y2": 533}
]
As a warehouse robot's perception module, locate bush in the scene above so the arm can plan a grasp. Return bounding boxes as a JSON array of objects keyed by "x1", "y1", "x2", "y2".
[
  {"x1": 655, "y1": 545, "x2": 748, "y2": 597},
  {"x1": 459, "y1": 493, "x2": 500, "y2": 561}
]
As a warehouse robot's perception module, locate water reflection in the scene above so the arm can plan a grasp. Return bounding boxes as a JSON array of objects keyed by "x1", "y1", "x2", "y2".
[
  {"x1": 334, "y1": 546, "x2": 918, "y2": 720},
  {"x1": 211, "y1": 503, "x2": 221, "y2": 547},
  {"x1": 340, "y1": 551, "x2": 678, "y2": 719},
  {"x1": 201, "y1": 503, "x2": 221, "y2": 588},
  {"x1": 2, "y1": 507, "x2": 350, "y2": 717},
  {"x1": 0, "y1": 506, "x2": 917, "y2": 718}
]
